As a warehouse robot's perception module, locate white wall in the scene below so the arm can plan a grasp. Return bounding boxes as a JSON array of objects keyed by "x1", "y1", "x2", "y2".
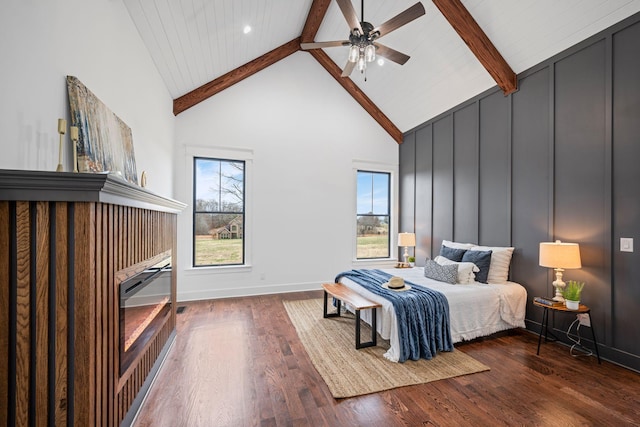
[
  {"x1": 0, "y1": 0, "x2": 175, "y2": 195},
  {"x1": 174, "y1": 52, "x2": 400, "y2": 301},
  {"x1": 0, "y1": 1, "x2": 401, "y2": 300}
]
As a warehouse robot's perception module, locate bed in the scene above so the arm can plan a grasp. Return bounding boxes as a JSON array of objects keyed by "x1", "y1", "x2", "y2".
[{"x1": 336, "y1": 241, "x2": 528, "y2": 362}]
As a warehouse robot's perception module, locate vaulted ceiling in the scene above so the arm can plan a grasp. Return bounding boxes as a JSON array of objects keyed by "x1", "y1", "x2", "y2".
[{"x1": 124, "y1": 0, "x2": 640, "y2": 142}]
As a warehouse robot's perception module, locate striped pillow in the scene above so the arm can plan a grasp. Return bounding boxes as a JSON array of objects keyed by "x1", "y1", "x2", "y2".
[{"x1": 471, "y1": 245, "x2": 515, "y2": 283}]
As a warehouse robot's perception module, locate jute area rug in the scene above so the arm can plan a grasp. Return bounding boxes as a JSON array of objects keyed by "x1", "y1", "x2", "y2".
[{"x1": 283, "y1": 298, "x2": 490, "y2": 399}]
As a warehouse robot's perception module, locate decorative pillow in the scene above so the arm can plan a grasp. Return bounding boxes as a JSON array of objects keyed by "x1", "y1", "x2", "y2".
[
  {"x1": 461, "y1": 250, "x2": 492, "y2": 284},
  {"x1": 439, "y1": 245, "x2": 467, "y2": 262},
  {"x1": 471, "y1": 245, "x2": 515, "y2": 283},
  {"x1": 442, "y1": 240, "x2": 475, "y2": 250},
  {"x1": 423, "y1": 260, "x2": 458, "y2": 284},
  {"x1": 434, "y1": 256, "x2": 479, "y2": 284}
]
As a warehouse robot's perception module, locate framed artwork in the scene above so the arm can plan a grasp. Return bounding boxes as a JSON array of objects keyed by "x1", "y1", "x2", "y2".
[{"x1": 66, "y1": 75, "x2": 138, "y2": 185}]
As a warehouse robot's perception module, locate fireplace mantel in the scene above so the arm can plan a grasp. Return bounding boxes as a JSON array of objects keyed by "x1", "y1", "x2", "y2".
[
  {"x1": 1, "y1": 169, "x2": 184, "y2": 426},
  {"x1": 0, "y1": 169, "x2": 185, "y2": 213}
]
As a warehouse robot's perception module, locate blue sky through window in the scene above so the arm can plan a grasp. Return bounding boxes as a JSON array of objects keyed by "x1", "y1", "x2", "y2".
[
  {"x1": 357, "y1": 171, "x2": 389, "y2": 215},
  {"x1": 195, "y1": 158, "x2": 244, "y2": 210}
]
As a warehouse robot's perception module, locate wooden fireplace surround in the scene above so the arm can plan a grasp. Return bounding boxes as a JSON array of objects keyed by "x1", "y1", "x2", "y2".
[{"x1": 0, "y1": 170, "x2": 185, "y2": 426}]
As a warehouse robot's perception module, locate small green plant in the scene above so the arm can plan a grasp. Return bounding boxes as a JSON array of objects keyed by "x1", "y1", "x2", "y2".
[
  {"x1": 563, "y1": 280, "x2": 585, "y2": 301},
  {"x1": 408, "y1": 256, "x2": 415, "y2": 263}
]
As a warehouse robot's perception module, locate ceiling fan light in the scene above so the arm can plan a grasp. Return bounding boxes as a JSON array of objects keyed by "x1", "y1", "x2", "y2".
[
  {"x1": 348, "y1": 45, "x2": 359, "y2": 63},
  {"x1": 364, "y1": 44, "x2": 376, "y2": 62},
  {"x1": 357, "y1": 55, "x2": 366, "y2": 71}
]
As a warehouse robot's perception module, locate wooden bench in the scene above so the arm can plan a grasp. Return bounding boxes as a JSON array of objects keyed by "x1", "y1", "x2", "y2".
[{"x1": 322, "y1": 283, "x2": 381, "y2": 349}]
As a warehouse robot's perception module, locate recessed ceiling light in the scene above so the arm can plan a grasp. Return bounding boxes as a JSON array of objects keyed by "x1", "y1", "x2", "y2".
[
  {"x1": 377, "y1": 58, "x2": 385, "y2": 66},
  {"x1": 243, "y1": 25, "x2": 252, "y2": 34}
]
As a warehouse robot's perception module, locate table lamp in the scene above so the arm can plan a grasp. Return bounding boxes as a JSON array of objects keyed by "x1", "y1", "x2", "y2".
[
  {"x1": 539, "y1": 240, "x2": 581, "y2": 301},
  {"x1": 398, "y1": 232, "x2": 416, "y2": 265}
]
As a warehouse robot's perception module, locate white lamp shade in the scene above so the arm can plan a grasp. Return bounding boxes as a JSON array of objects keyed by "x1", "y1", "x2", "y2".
[
  {"x1": 539, "y1": 240, "x2": 581, "y2": 269},
  {"x1": 398, "y1": 232, "x2": 416, "y2": 247}
]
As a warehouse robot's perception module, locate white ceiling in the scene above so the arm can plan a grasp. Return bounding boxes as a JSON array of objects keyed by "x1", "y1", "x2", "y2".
[{"x1": 124, "y1": 0, "x2": 640, "y2": 133}]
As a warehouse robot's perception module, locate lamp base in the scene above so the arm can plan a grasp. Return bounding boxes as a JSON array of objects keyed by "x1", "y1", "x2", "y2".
[
  {"x1": 552, "y1": 268, "x2": 566, "y2": 302},
  {"x1": 552, "y1": 288, "x2": 565, "y2": 302}
]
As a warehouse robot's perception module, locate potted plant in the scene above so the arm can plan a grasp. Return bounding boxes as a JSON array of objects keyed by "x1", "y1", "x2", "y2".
[
  {"x1": 563, "y1": 280, "x2": 584, "y2": 310},
  {"x1": 408, "y1": 256, "x2": 415, "y2": 267}
]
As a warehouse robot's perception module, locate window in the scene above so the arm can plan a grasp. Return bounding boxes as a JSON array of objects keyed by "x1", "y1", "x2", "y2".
[
  {"x1": 193, "y1": 157, "x2": 245, "y2": 267},
  {"x1": 356, "y1": 170, "x2": 390, "y2": 259}
]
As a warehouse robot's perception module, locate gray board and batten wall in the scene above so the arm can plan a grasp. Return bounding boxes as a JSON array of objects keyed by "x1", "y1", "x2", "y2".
[{"x1": 400, "y1": 12, "x2": 640, "y2": 371}]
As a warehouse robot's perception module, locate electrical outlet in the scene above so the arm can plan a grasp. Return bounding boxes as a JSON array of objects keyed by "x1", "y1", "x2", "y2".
[{"x1": 577, "y1": 313, "x2": 590, "y2": 327}]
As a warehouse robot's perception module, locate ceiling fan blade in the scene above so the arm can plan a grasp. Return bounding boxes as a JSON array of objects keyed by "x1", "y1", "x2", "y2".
[
  {"x1": 335, "y1": 0, "x2": 363, "y2": 34},
  {"x1": 341, "y1": 60, "x2": 356, "y2": 77},
  {"x1": 375, "y1": 43, "x2": 410, "y2": 65},
  {"x1": 300, "y1": 40, "x2": 349, "y2": 50},
  {"x1": 372, "y1": 2, "x2": 426, "y2": 39}
]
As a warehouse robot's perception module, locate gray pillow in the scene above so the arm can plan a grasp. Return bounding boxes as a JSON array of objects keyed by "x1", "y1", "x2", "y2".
[
  {"x1": 423, "y1": 260, "x2": 458, "y2": 284},
  {"x1": 439, "y1": 245, "x2": 468, "y2": 262},
  {"x1": 461, "y1": 250, "x2": 492, "y2": 283}
]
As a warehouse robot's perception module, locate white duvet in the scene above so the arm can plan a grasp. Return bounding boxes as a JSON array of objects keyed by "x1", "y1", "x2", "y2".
[{"x1": 338, "y1": 267, "x2": 527, "y2": 362}]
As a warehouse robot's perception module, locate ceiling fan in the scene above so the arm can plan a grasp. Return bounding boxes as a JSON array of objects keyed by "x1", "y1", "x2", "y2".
[{"x1": 301, "y1": 0, "x2": 426, "y2": 78}]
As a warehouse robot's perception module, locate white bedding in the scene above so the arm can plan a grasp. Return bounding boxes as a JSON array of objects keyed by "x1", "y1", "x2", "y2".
[{"x1": 338, "y1": 267, "x2": 527, "y2": 362}]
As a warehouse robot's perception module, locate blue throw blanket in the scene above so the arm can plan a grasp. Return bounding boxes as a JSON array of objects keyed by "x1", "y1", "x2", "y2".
[{"x1": 335, "y1": 269, "x2": 453, "y2": 362}]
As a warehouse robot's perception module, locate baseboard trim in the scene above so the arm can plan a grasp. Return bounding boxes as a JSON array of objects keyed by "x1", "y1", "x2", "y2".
[{"x1": 177, "y1": 281, "x2": 322, "y2": 302}]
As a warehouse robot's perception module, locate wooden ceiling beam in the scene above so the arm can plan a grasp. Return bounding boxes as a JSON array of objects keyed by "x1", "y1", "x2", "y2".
[
  {"x1": 432, "y1": 0, "x2": 517, "y2": 95},
  {"x1": 174, "y1": 0, "x2": 331, "y2": 115},
  {"x1": 301, "y1": 0, "x2": 332, "y2": 43},
  {"x1": 173, "y1": 38, "x2": 301, "y2": 115},
  {"x1": 174, "y1": 0, "x2": 403, "y2": 144},
  {"x1": 308, "y1": 49, "x2": 403, "y2": 143},
  {"x1": 302, "y1": 0, "x2": 402, "y2": 143}
]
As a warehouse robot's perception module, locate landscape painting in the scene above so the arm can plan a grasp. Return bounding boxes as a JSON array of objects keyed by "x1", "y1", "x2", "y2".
[{"x1": 66, "y1": 75, "x2": 138, "y2": 185}]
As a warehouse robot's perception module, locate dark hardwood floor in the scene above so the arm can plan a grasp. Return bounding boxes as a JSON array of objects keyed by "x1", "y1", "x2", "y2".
[{"x1": 133, "y1": 291, "x2": 640, "y2": 427}]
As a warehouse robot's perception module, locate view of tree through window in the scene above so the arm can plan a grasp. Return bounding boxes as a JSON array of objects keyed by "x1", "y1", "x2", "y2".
[
  {"x1": 356, "y1": 170, "x2": 390, "y2": 259},
  {"x1": 193, "y1": 157, "x2": 245, "y2": 266}
]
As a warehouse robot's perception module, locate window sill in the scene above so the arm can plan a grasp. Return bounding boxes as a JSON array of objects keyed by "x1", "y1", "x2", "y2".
[
  {"x1": 352, "y1": 258, "x2": 398, "y2": 268},
  {"x1": 183, "y1": 265, "x2": 252, "y2": 275}
]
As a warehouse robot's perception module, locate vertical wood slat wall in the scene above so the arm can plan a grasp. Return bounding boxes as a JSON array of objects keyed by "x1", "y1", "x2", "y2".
[
  {"x1": 0, "y1": 200, "x2": 177, "y2": 427},
  {"x1": 399, "y1": 12, "x2": 640, "y2": 372}
]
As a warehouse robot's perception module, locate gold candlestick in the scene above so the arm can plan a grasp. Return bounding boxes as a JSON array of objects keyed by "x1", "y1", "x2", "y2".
[
  {"x1": 70, "y1": 126, "x2": 79, "y2": 173},
  {"x1": 56, "y1": 118, "x2": 66, "y2": 172}
]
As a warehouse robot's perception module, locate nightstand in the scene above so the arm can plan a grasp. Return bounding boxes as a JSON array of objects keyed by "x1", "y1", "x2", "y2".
[{"x1": 534, "y1": 299, "x2": 601, "y2": 364}]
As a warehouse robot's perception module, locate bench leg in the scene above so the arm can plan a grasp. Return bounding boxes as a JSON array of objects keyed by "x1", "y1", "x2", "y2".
[
  {"x1": 372, "y1": 307, "x2": 377, "y2": 346},
  {"x1": 323, "y1": 291, "x2": 377, "y2": 350},
  {"x1": 323, "y1": 290, "x2": 341, "y2": 318},
  {"x1": 355, "y1": 307, "x2": 377, "y2": 349}
]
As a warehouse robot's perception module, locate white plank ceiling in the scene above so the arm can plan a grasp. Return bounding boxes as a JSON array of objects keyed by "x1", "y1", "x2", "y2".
[{"x1": 124, "y1": 0, "x2": 640, "y2": 132}]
